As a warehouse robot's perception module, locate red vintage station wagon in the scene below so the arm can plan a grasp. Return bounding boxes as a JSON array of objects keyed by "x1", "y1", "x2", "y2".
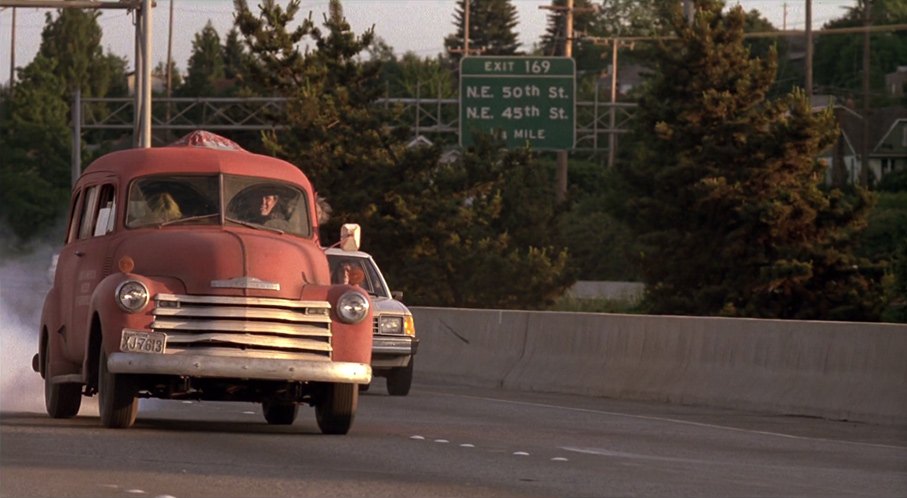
[{"x1": 34, "y1": 131, "x2": 373, "y2": 434}]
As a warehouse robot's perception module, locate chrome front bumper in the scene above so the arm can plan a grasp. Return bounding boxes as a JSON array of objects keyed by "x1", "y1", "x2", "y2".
[{"x1": 107, "y1": 352, "x2": 372, "y2": 384}]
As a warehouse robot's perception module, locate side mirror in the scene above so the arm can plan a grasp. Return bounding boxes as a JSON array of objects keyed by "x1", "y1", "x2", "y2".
[
  {"x1": 339, "y1": 223, "x2": 361, "y2": 251},
  {"x1": 392, "y1": 290, "x2": 404, "y2": 301}
]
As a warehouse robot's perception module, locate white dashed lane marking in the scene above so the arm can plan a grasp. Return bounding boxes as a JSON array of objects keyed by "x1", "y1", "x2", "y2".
[{"x1": 410, "y1": 435, "x2": 569, "y2": 461}]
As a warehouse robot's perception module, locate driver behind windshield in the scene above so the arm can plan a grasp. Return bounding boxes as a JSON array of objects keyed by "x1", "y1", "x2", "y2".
[{"x1": 244, "y1": 189, "x2": 290, "y2": 231}]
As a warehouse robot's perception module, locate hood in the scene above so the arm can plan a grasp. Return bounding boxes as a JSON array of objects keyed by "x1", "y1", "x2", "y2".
[
  {"x1": 372, "y1": 295, "x2": 411, "y2": 316},
  {"x1": 114, "y1": 228, "x2": 330, "y2": 298}
]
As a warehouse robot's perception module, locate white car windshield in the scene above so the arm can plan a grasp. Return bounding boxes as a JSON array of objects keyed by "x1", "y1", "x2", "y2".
[{"x1": 327, "y1": 255, "x2": 389, "y2": 298}]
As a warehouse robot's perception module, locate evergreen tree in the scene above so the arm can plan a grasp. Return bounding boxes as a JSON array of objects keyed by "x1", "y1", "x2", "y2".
[
  {"x1": 181, "y1": 21, "x2": 226, "y2": 96},
  {"x1": 366, "y1": 138, "x2": 571, "y2": 308},
  {"x1": 153, "y1": 60, "x2": 183, "y2": 91},
  {"x1": 538, "y1": 0, "x2": 606, "y2": 75},
  {"x1": 223, "y1": 27, "x2": 252, "y2": 82},
  {"x1": 444, "y1": 0, "x2": 520, "y2": 63},
  {"x1": 234, "y1": 0, "x2": 568, "y2": 308},
  {"x1": 613, "y1": 0, "x2": 883, "y2": 320},
  {"x1": 0, "y1": 9, "x2": 127, "y2": 241},
  {"x1": 740, "y1": 10, "x2": 799, "y2": 97}
]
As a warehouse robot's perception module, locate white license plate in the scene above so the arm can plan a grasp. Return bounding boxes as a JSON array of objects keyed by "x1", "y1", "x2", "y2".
[{"x1": 120, "y1": 330, "x2": 167, "y2": 354}]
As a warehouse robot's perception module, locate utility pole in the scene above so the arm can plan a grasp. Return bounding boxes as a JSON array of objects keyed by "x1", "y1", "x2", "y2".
[
  {"x1": 607, "y1": 38, "x2": 619, "y2": 169},
  {"x1": 8, "y1": 7, "x2": 15, "y2": 90},
  {"x1": 805, "y1": 0, "x2": 813, "y2": 100},
  {"x1": 134, "y1": 0, "x2": 153, "y2": 148},
  {"x1": 463, "y1": 0, "x2": 470, "y2": 57},
  {"x1": 683, "y1": 0, "x2": 694, "y2": 25},
  {"x1": 166, "y1": 0, "x2": 174, "y2": 140},
  {"x1": 555, "y1": 0, "x2": 574, "y2": 203},
  {"x1": 783, "y1": 2, "x2": 788, "y2": 31},
  {"x1": 860, "y1": 0, "x2": 872, "y2": 186}
]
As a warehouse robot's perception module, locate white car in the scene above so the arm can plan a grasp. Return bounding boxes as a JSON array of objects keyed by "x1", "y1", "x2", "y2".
[{"x1": 325, "y1": 248, "x2": 418, "y2": 395}]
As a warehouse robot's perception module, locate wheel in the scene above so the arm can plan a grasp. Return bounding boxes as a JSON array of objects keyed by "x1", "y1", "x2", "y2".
[
  {"x1": 43, "y1": 347, "x2": 82, "y2": 419},
  {"x1": 315, "y1": 383, "x2": 358, "y2": 435},
  {"x1": 386, "y1": 358, "x2": 413, "y2": 397},
  {"x1": 98, "y1": 350, "x2": 138, "y2": 428},
  {"x1": 262, "y1": 401, "x2": 298, "y2": 425},
  {"x1": 358, "y1": 382, "x2": 370, "y2": 393}
]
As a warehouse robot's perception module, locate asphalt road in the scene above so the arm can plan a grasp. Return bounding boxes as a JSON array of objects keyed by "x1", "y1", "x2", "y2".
[{"x1": 2, "y1": 380, "x2": 906, "y2": 498}]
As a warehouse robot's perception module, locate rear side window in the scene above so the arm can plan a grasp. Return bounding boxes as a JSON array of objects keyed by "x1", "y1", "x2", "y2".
[
  {"x1": 76, "y1": 184, "x2": 117, "y2": 240},
  {"x1": 65, "y1": 190, "x2": 83, "y2": 244}
]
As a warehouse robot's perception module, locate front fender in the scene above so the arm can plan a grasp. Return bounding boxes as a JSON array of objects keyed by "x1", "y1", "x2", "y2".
[
  {"x1": 88, "y1": 272, "x2": 186, "y2": 360},
  {"x1": 326, "y1": 285, "x2": 374, "y2": 365}
]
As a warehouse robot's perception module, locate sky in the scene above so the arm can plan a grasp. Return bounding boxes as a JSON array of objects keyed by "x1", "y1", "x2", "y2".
[{"x1": 0, "y1": 0, "x2": 858, "y2": 86}]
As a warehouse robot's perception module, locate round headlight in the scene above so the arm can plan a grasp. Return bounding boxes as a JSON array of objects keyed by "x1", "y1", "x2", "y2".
[
  {"x1": 115, "y1": 280, "x2": 149, "y2": 313},
  {"x1": 336, "y1": 291, "x2": 369, "y2": 324}
]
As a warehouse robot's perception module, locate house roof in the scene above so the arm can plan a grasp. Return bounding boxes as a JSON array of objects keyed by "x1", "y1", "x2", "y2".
[{"x1": 833, "y1": 105, "x2": 907, "y2": 157}]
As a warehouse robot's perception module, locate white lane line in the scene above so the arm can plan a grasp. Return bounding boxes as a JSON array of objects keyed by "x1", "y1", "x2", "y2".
[
  {"x1": 430, "y1": 391, "x2": 906, "y2": 451},
  {"x1": 460, "y1": 443, "x2": 475, "y2": 448},
  {"x1": 410, "y1": 435, "x2": 425, "y2": 440},
  {"x1": 513, "y1": 451, "x2": 530, "y2": 456},
  {"x1": 551, "y1": 457, "x2": 569, "y2": 462},
  {"x1": 562, "y1": 446, "x2": 702, "y2": 464},
  {"x1": 434, "y1": 439, "x2": 450, "y2": 443}
]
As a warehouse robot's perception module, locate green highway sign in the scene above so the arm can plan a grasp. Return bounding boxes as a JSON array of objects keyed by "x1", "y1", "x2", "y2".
[{"x1": 459, "y1": 56, "x2": 575, "y2": 150}]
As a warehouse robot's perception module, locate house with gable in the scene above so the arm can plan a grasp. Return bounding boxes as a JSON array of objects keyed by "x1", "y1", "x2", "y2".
[{"x1": 821, "y1": 105, "x2": 907, "y2": 186}]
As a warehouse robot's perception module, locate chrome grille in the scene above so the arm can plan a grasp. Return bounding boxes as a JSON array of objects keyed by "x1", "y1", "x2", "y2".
[{"x1": 152, "y1": 293, "x2": 332, "y2": 361}]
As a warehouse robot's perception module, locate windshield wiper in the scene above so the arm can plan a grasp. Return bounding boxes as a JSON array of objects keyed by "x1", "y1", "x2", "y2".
[
  {"x1": 158, "y1": 213, "x2": 220, "y2": 227},
  {"x1": 224, "y1": 216, "x2": 285, "y2": 234}
]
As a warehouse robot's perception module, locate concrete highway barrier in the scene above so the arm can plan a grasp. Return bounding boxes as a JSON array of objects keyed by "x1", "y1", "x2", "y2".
[{"x1": 412, "y1": 307, "x2": 907, "y2": 425}]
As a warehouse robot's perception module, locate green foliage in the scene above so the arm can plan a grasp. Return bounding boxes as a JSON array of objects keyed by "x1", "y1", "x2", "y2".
[
  {"x1": 858, "y1": 192, "x2": 907, "y2": 322},
  {"x1": 538, "y1": 0, "x2": 607, "y2": 70},
  {"x1": 444, "y1": 0, "x2": 521, "y2": 63},
  {"x1": 180, "y1": 21, "x2": 226, "y2": 96},
  {"x1": 234, "y1": 0, "x2": 569, "y2": 309},
  {"x1": 859, "y1": 191, "x2": 907, "y2": 262},
  {"x1": 877, "y1": 169, "x2": 907, "y2": 192},
  {"x1": 813, "y1": 0, "x2": 907, "y2": 104},
  {"x1": 363, "y1": 137, "x2": 571, "y2": 309},
  {"x1": 549, "y1": 295, "x2": 647, "y2": 314},
  {"x1": 613, "y1": 0, "x2": 884, "y2": 320},
  {"x1": 881, "y1": 240, "x2": 907, "y2": 322},
  {"x1": 0, "y1": 10, "x2": 127, "y2": 241}
]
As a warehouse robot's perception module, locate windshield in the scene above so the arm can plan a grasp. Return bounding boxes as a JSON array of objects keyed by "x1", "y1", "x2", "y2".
[
  {"x1": 327, "y1": 255, "x2": 389, "y2": 298},
  {"x1": 126, "y1": 174, "x2": 312, "y2": 237}
]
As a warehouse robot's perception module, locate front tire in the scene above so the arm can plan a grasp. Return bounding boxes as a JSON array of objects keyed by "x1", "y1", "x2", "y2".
[
  {"x1": 315, "y1": 383, "x2": 358, "y2": 435},
  {"x1": 262, "y1": 401, "x2": 298, "y2": 425},
  {"x1": 386, "y1": 358, "x2": 413, "y2": 397},
  {"x1": 43, "y1": 348, "x2": 81, "y2": 419},
  {"x1": 98, "y1": 350, "x2": 138, "y2": 428}
]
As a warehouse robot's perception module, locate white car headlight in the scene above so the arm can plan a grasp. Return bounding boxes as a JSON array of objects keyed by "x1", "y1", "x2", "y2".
[
  {"x1": 378, "y1": 316, "x2": 403, "y2": 334},
  {"x1": 336, "y1": 291, "x2": 369, "y2": 324},
  {"x1": 115, "y1": 280, "x2": 149, "y2": 313}
]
